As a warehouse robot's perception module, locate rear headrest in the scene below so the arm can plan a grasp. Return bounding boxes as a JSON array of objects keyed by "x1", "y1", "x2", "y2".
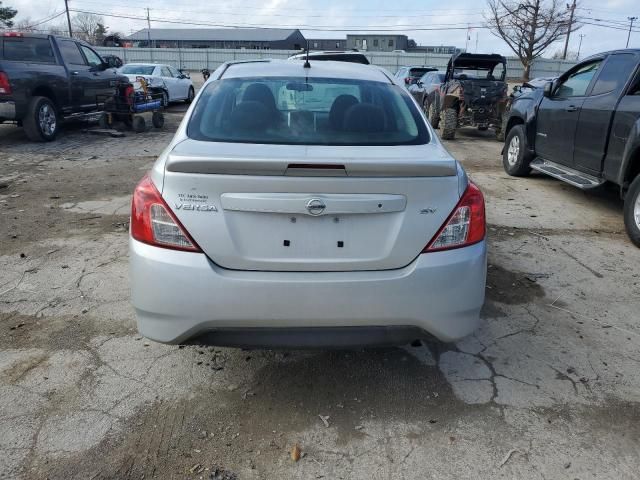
[
  {"x1": 329, "y1": 94, "x2": 359, "y2": 130},
  {"x1": 243, "y1": 83, "x2": 277, "y2": 111},
  {"x1": 228, "y1": 101, "x2": 270, "y2": 132},
  {"x1": 343, "y1": 103, "x2": 386, "y2": 133}
]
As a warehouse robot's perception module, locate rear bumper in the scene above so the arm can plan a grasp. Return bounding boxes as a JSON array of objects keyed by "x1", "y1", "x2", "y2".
[
  {"x1": 0, "y1": 100, "x2": 16, "y2": 120},
  {"x1": 130, "y1": 238, "x2": 487, "y2": 345}
]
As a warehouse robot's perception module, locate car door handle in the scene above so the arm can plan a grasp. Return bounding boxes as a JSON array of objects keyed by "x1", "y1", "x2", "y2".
[
  {"x1": 565, "y1": 105, "x2": 578, "y2": 112},
  {"x1": 70, "y1": 71, "x2": 79, "y2": 76}
]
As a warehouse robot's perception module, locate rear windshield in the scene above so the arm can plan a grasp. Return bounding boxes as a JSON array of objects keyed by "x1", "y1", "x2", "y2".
[
  {"x1": 120, "y1": 65, "x2": 155, "y2": 75},
  {"x1": 409, "y1": 68, "x2": 431, "y2": 78},
  {"x1": 1, "y1": 37, "x2": 56, "y2": 64},
  {"x1": 187, "y1": 76, "x2": 429, "y2": 146}
]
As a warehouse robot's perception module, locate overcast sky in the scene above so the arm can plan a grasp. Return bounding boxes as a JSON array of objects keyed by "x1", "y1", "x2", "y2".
[{"x1": 8, "y1": 0, "x2": 640, "y2": 58}]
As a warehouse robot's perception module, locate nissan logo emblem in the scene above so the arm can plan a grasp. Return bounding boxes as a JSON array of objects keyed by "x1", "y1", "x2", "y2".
[{"x1": 306, "y1": 198, "x2": 326, "y2": 216}]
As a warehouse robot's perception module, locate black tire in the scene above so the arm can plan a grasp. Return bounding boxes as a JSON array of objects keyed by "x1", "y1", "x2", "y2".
[
  {"x1": 185, "y1": 86, "x2": 195, "y2": 104},
  {"x1": 478, "y1": 125, "x2": 488, "y2": 131},
  {"x1": 23, "y1": 96, "x2": 59, "y2": 142},
  {"x1": 496, "y1": 113, "x2": 508, "y2": 142},
  {"x1": 161, "y1": 90, "x2": 169, "y2": 108},
  {"x1": 441, "y1": 107, "x2": 457, "y2": 140},
  {"x1": 151, "y1": 112, "x2": 164, "y2": 129},
  {"x1": 132, "y1": 115, "x2": 146, "y2": 133},
  {"x1": 428, "y1": 101, "x2": 440, "y2": 129},
  {"x1": 623, "y1": 174, "x2": 640, "y2": 248},
  {"x1": 98, "y1": 112, "x2": 110, "y2": 129},
  {"x1": 502, "y1": 124, "x2": 533, "y2": 176}
]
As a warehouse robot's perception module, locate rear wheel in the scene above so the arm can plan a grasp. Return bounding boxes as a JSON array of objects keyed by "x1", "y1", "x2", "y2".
[
  {"x1": 132, "y1": 115, "x2": 146, "y2": 133},
  {"x1": 98, "y1": 112, "x2": 111, "y2": 129},
  {"x1": 623, "y1": 174, "x2": 640, "y2": 248},
  {"x1": 441, "y1": 107, "x2": 457, "y2": 140},
  {"x1": 23, "y1": 96, "x2": 58, "y2": 142},
  {"x1": 428, "y1": 101, "x2": 440, "y2": 129},
  {"x1": 185, "y1": 86, "x2": 195, "y2": 104},
  {"x1": 502, "y1": 125, "x2": 533, "y2": 176},
  {"x1": 151, "y1": 112, "x2": 164, "y2": 129}
]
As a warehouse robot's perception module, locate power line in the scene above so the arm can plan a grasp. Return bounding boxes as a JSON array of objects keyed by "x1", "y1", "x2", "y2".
[{"x1": 68, "y1": 8, "x2": 490, "y2": 31}]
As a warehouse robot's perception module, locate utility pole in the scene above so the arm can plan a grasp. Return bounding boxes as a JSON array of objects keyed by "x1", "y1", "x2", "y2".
[
  {"x1": 627, "y1": 17, "x2": 637, "y2": 48},
  {"x1": 465, "y1": 24, "x2": 470, "y2": 52},
  {"x1": 562, "y1": 0, "x2": 577, "y2": 60},
  {"x1": 64, "y1": 0, "x2": 73, "y2": 38},
  {"x1": 146, "y1": 8, "x2": 152, "y2": 48},
  {"x1": 577, "y1": 34, "x2": 585, "y2": 60}
]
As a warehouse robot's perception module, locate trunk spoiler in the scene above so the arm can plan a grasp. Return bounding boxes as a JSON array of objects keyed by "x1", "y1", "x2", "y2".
[{"x1": 165, "y1": 154, "x2": 457, "y2": 177}]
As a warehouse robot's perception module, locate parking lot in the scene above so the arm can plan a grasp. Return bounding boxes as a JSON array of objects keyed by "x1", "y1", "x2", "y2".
[{"x1": 1, "y1": 80, "x2": 639, "y2": 479}]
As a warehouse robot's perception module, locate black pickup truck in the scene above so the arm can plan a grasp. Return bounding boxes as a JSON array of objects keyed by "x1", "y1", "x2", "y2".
[
  {"x1": 502, "y1": 49, "x2": 640, "y2": 246},
  {"x1": 0, "y1": 32, "x2": 127, "y2": 141}
]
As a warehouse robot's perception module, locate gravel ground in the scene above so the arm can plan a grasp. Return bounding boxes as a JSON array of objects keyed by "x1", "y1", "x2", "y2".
[{"x1": 1, "y1": 86, "x2": 639, "y2": 480}]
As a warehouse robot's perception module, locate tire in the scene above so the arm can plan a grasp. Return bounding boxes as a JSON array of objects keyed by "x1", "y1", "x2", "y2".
[
  {"x1": 151, "y1": 112, "x2": 164, "y2": 129},
  {"x1": 441, "y1": 107, "x2": 457, "y2": 140},
  {"x1": 428, "y1": 101, "x2": 440, "y2": 129},
  {"x1": 502, "y1": 124, "x2": 533, "y2": 176},
  {"x1": 478, "y1": 126, "x2": 488, "y2": 131},
  {"x1": 185, "y1": 86, "x2": 195, "y2": 104},
  {"x1": 496, "y1": 113, "x2": 508, "y2": 142},
  {"x1": 98, "y1": 113, "x2": 110, "y2": 129},
  {"x1": 161, "y1": 90, "x2": 169, "y2": 108},
  {"x1": 23, "y1": 96, "x2": 59, "y2": 142},
  {"x1": 132, "y1": 115, "x2": 146, "y2": 133},
  {"x1": 623, "y1": 174, "x2": 640, "y2": 248}
]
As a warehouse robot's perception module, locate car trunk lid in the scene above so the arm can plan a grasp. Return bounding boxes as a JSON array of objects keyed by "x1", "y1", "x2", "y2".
[{"x1": 161, "y1": 140, "x2": 461, "y2": 272}]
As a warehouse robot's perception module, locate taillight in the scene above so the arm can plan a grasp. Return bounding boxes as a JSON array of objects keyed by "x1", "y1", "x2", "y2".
[
  {"x1": 130, "y1": 175, "x2": 202, "y2": 252},
  {"x1": 0, "y1": 72, "x2": 11, "y2": 95},
  {"x1": 423, "y1": 182, "x2": 485, "y2": 252}
]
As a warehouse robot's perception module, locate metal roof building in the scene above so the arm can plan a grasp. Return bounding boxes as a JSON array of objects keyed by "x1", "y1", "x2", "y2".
[{"x1": 126, "y1": 28, "x2": 306, "y2": 50}]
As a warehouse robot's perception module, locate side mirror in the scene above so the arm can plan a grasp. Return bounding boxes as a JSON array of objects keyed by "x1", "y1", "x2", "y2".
[
  {"x1": 543, "y1": 81, "x2": 553, "y2": 98},
  {"x1": 179, "y1": 69, "x2": 190, "y2": 79},
  {"x1": 512, "y1": 85, "x2": 521, "y2": 94}
]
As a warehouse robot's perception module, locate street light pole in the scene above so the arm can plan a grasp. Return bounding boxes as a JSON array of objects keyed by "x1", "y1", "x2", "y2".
[
  {"x1": 627, "y1": 17, "x2": 637, "y2": 49},
  {"x1": 577, "y1": 34, "x2": 585, "y2": 60}
]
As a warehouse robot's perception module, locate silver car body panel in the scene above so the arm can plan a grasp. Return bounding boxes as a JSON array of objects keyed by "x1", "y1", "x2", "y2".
[{"x1": 130, "y1": 59, "x2": 486, "y2": 344}]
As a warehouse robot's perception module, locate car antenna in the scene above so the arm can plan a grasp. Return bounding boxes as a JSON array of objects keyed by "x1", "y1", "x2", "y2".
[{"x1": 303, "y1": 41, "x2": 311, "y2": 69}]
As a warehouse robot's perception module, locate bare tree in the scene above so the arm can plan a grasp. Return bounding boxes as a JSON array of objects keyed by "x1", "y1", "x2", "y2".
[
  {"x1": 72, "y1": 12, "x2": 104, "y2": 44},
  {"x1": 485, "y1": 0, "x2": 581, "y2": 80},
  {"x1": 13, "y1": 17, "x2": 37, "y2": 33}
]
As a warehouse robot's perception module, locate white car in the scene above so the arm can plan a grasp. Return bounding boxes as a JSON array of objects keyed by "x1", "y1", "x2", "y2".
[
  {"x1": 129, "y1": 59, "x2": 487, "y2": 347},
  {"x1": 118, "y1": 63, "x2": 195, "y2": 105}
]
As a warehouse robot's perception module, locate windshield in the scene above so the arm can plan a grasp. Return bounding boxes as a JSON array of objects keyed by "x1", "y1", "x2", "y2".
[
  {"x1": 120, "y1": 65, "x2": 155, "y2": 75},
  {"x1": 409, "y1": 68, "x2": 431, "y2": 78},
  {"x1": 453, "y1": 63, "x2": 505, "y2": 80},
  {"x1": 187, "y1": 76, "x2": 429, "y2": 146}
]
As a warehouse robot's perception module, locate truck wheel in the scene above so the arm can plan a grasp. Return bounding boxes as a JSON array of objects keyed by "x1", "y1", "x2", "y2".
[
  {"x1": 132, "y1": 116, "x2": 146, "y2": 133},
  {"x1": 502, "y1": 125, "x2": 533, "y2": 176},
  {"x1": 623, "y1": 175, "x2": 640, "y2": 248},
  {"x1": 23, "y1": 96, "x2": 59, "y2": 142},
  {"x1": 98, "y1": 113, "x2": 110, "y2": 129},
  {"x1": 441, "y1": 107, "x2": 457, "y2": 140},
  {"x1": 428, "y1": 101, "x2": 440, "y2": 129},
  {"x1": 151, "y1": 112, "x2": 164, "y2": 129},
  {"x1": 495, "y1": 113, "x2": 508, "y2": 142}
]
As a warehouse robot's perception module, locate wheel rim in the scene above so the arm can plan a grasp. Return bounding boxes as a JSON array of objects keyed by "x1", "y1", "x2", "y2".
[
  {"x1": 634, "y1": 193, "x2": 640, "y2": 230},
  {"x1": 507, "y1": 135, "x2": 520, "y2": 166},
  {"x1": 38, "y1": 103, "x2": 56, "y2": 136}
]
